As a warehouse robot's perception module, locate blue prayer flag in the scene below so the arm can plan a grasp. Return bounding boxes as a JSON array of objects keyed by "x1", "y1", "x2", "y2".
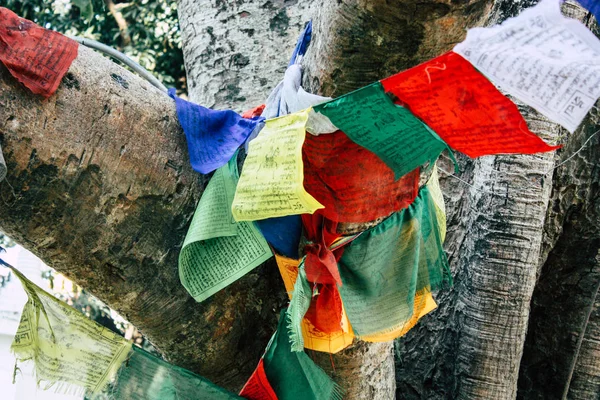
[{"x1": 168, "y1": 89, "x2": 263, "y2": 174}]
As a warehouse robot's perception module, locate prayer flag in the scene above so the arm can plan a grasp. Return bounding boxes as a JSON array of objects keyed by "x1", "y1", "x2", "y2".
[
  {"x1": 454, "y1": 0, "x2": 600, "y2": 133},
  {"x1": 314, "y1": 82, "x2": 450, "y2": 179},
  {"x1": 289, "y1": 20, "x2": 312, "y2": 66},
  {"x1": 113, "y1": 346, "x2": 241, "y2": 400},
  {"x1": 232, "y1": 109, "x2": 324, "y2": 221},
  {"x1": 9, "y1": 266, "x2": 131, "y2": 396},
  {"x1": 256, "y1": 216, "x2": 302, "y2": 259},
  {"x1": 303, "y1": 130, "x2": 419, "y2": 223},
  {"x1": 179, "y1": 155, "x2": 272, "y2": 302},
  {"x1": 262, "y1": 311, "x2": 343, "y2": 400},
  {"x1": 262, "y1": 65, "x2": 337, "y2": 135},
  {"x1": 240, "y1": 359, "x2": 278, "y2": 400},
  {"x1": 0, "y1": 7, "x2": 78, "y2": 97},
  {"x1": 337, "y1": 187, "x2": 450, "y2": 337},
  {"x1": 169, "y1": 89, "x2": 263, "y2": 174},
  {"x1": 381, "y1": 51, "x2": 560, "y2": 157}
]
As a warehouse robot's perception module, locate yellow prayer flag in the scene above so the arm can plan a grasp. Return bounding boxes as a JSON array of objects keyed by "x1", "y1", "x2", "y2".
[
  {"x1": 232, "y1": 109, "x2": 324, "y2": 221},
  {"x1": 10, "y1": 267, "x2": 132, "y2": 396},
  {"x1": 360, "y1": 289, "x2": 437, "y2": 343},
  {"x1": 275, "y1": 254, "x2": 354, "y2": 354}
]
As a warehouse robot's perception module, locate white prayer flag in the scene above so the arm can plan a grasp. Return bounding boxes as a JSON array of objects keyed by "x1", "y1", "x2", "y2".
[{"x1": 454, "y1": 0, "x2": 600, "y2": 132}]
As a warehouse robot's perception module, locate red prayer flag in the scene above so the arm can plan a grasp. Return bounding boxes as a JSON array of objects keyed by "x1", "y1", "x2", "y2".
[
  {"x1": 0, "y1": 7, "x2": 78, "y2": 98},
  {"x1": 240, "y1": 359, "x2": 278, "y2": 400},
  {"x1": 303, "y1": 284, "x2": 345, "y2": 335},
  {"x1": 381, "y1": 51, "x2": 561, "y2": 158},
  {"x1": 242, "y1": 104, "x2": 266, "y2": 119},
  {"x1": 303, "y1": 130, "x2": 419, "y2": 224}
]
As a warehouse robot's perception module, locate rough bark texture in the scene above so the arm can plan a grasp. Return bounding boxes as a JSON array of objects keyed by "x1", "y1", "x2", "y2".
[
  {"x1": 2, "y1": 0, "x2": 600, "y2": 399},
  {"x1": 0, "y1": 46, "x2": 284, "y2": 391},
  {"x1": 176, "y1": 0, "x2": 493, "y2": 397},
  {"x1": 395, "y1": 3, "x2": 600, "y2": 400},
  {"x1": 517, "y1": 105, "x2": 600, "y2": 400}
]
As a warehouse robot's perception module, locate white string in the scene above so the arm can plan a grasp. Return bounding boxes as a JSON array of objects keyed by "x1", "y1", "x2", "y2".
[{"x1": 437, "y1": 128, "x2": 600, "y2": 195}]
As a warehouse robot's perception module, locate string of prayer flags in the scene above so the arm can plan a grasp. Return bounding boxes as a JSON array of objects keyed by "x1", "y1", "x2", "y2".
[
  {"x1": 0, "y1": 7, "x2": 78, "y2": 97},
  {"x1": 245, "y1": 310, "x2": 343, "y2": 400},
  {"x1": 232, "y1": 108, "x2": 324, "y2": 221},
  {"x1": 275, "y1": 254, "x2": 354, "y2": 354},
  {"x1": 578, "y1": 0, "x2": 600, "y2": 22},
  {"x1": 179, "y1": 155, "x2": 272, "y2": 302},
  {"x1": 9, "y1": 266, "x2": 131, "y2": 396},
  {"x1": 381, "y1": 51, "x2": 560, "y2": 158},
  {"x1": 337, "y1": 187, "x2": 450, "y2": 337},
  {"x1": 313, "y1": 81, "x2": 451, "y2": 179},
  {"x1": 169, "y1": 88, "x2": 264, "y2": 174},
  {"x1": 454, "y1": 0, "x2": 600, "y2": 133},
  {"x1": 112, "y1": 346, "x2": 241, "y2": 400},
  {"x1": 303, "y1": 130, "x2": 419, "y2": 223}
]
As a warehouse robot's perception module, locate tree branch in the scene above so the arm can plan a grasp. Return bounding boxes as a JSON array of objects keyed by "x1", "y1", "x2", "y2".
[{"x1": 0, "y1": 46, "x2": 282, "y2": 391}]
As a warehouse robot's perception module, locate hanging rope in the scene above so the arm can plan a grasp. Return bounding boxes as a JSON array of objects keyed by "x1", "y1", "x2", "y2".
[
  {"x1": 561, "y1": 276, "x2": 600, "y2": 399},
  {"x1": 69, "y1": 36, "x2": 168, "y2": 93}
]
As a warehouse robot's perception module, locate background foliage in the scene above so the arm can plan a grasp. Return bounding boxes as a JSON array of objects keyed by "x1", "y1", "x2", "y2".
[{"x1": 5, "y1": 0, "x2": 186, "y2": 90}]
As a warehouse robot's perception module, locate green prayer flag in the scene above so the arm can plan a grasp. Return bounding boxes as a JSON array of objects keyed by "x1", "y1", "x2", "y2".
[
  {"x1": 338, "y1": 187, "x2": 451, "y2": 337},
  {"x1": 110, "y1": 346, "x2": 241, "y2": 399},
  {"x1": 179, "y1": 155, "x2": 273, "y2": 302},
  {"x1": 285, "y1": 261, "x2": 312, "y2": 352},
  {"x1": 313, "y1": 82, "x2": 450, "y2": 179},
  {"x1": 264, "y1": 311, "x2": 343, "y2": 400},
  {"x1": 10, "y1": 267, "x2": 132, "y2": 397}
]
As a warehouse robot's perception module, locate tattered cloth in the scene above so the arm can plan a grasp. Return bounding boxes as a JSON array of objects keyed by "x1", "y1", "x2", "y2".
[
  {"x1": 337, "y1": 186, "x2": 451, "y2": 337},
  {"x1": 9, "y1": 267, "x2": 131, "y2": 396},
  {"x1": 0, "y1": 7, "x2": 78, "y2": 97},
  {"x1": 242, "y1": 310, "x2": 343, "y2": 400},
  {"x1": 112, "y1": 346, "x2": 241, "y2": 399}
]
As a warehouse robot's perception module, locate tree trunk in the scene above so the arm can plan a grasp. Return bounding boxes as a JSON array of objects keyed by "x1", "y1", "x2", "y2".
[{"x1": 1, "y1": 0, "x2": 599, "y2": 399}]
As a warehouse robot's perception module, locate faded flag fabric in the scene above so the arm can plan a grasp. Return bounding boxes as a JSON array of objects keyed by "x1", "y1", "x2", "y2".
[
  {"x1": 9, "y1": 267, "x2": 131, "y2": 397},
  {"x1": 111, "y1": 346, "x2": 241, "y2": 400},
  {"x1": 454, "y1": 0, "x2": 600, "y2": 133},
  {"x1": 0, "y1": 7, "x2": 78, "y2": 97},
  {"x1": 337, "y1": 187, "x2": 450, "y2": 337},
  {"x1": 179, "y1": 155, "x2": 272, "y2": 302}
]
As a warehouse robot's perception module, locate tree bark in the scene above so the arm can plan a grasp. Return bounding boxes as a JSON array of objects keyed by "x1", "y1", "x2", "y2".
[
  {"x1": 395, "y1": 3, "x2": 600, "y2": 400},
  {"x1": 0, "y1": 46, "x2": 284, "y2": 391},
  {"x1": 2, "y1": 0, "x2": 599, "y2": 399}
]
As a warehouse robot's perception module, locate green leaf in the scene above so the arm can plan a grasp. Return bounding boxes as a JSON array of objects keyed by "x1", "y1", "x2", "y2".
[{"x1": 71, "y1": 0, "x2": 94, "y2": 21}]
